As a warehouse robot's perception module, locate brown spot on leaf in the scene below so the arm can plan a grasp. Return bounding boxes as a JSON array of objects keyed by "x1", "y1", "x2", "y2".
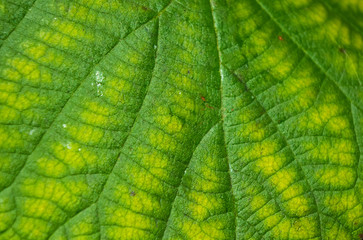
[
  {"x1": 339, "y1": 47, "x2": 346, "y2": 54},
  {"x1": 278, "y1": 35, "x2": 284, "y2": 41},
  {"x1": 206, "y1": 104, "x2": 214, "y2": 109}
]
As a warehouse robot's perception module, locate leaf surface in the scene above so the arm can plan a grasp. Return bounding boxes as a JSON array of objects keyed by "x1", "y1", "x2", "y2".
[{"x1": 0, "y1": 0, "x2": 362, "y2": 239}]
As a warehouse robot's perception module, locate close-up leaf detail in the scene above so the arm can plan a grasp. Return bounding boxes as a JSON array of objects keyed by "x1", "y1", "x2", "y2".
[{"x1": 0, "y1": 0, "x2": 362, "y2": 239}]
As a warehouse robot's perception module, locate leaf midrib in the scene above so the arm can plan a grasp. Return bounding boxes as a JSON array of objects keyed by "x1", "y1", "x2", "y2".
[{"x1": 208, "y1": 0, "x2": 238, "y2": 239}]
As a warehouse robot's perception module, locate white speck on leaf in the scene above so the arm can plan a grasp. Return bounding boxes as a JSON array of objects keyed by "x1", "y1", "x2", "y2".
[
  {"x1": 29, "y1": 129, "x2": 36, "y2": 135},
  {"x1": 153, "y1": 45, "x2": 157, "y2": 49},
  {"x1": 66, "y1": 143, "x2": 72, "y2": 149},
  {"x1": 62, "y1": 124, "x2": 67, "y2": 128},
  {"x1": 78, "y1": 148, "x2": 82, "y2": 151},
  {"x1": 220, "y1": 68, "x2": 225, "y2": 82},
  {"x1": 229, "y1": 163, "x2": 234, "y2": 172},
  {"x1": 95, "y1": 70, "x2": 104, "y2": 96}
]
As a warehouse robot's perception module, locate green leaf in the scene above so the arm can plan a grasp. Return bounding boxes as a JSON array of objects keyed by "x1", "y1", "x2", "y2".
[{"x1": 0, "y1": 0, "x2": 362, "y2": 239}]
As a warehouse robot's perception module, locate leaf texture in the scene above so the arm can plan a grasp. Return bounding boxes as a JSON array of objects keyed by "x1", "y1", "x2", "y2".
[{"x1": 0, "y1": 0, "x2": 362, "y2": 239}]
